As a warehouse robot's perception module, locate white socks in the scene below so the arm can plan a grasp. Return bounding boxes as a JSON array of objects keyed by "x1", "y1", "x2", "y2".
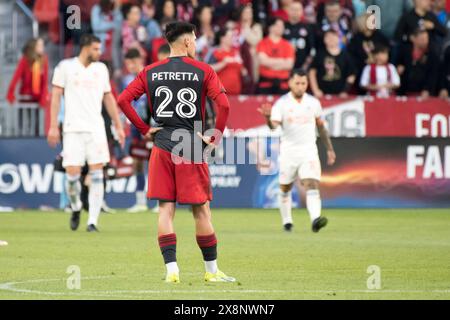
[
  {"x1": 136, "y1": 191, "x2": 147, "y2": 206},
  {"x1": 65, "y1": 174, "x2": 82, "y2": 212},
  {"x1": 166, "y1": 262, "x2": 179, "y2": 274},
  {"x1": 87, "y1": 170, "x2": 104, "y2": 226},
  {"x1": 306, "y1": 189, "x2": 321, "y2": 222},
  {"x1": 278, "y1": 191, "x2": 293, "y2": 225},
  {"x1": 205, "y1": 260, "x2": 218, "y2": 274}
]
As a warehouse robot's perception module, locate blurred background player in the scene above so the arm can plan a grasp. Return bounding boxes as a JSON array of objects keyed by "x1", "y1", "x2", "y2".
[
  {"x1": 123, "y1": 46, "x2": 170, "y2": 213},
  {"x1": 47, "y1": 34, "x2": 125, "y2": 232},
  {"x1": 258, "y1": 69, "x2": 336, "y2": 233},
  {"x1": 122, "y1": 48, "x2": 150, "y2": 213},
  {"x1": 118, "y1": 22, "x2": 234, "y2": 283}
]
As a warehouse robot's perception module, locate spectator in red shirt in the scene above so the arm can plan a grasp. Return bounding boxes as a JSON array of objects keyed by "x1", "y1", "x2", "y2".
[
  {"x1": 208, "y1": 28, "x2": 248, "y2": 95},
  {"x1": 7, "y1": 37, "x2": 48, "y2": 107},
  {"x1": 257, "y1": 17, "x2": 295, "y2": 94}
]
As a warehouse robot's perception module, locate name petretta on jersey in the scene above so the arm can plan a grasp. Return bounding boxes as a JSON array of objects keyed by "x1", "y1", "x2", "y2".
[{"x1": 152, "y1": 72, "x2": 199, "y2": 82}]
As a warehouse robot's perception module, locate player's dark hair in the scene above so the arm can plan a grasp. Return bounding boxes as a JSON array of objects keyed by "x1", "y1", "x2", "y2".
[
  {"x1": 124, "y1": 48, "x2": 142, "y2": 60},
  {"x1": 165, "y1": 22, "x2": 196, "y2": 43},
  {"x1": 79, "y1": 34, "x2": 101, "y2": 49},
  {"x1": 158, "y1": 43, "x2": 171, "y2": 55},
  {"x1": 289, "y1": 69, "x2": 308, "y2": 79}
]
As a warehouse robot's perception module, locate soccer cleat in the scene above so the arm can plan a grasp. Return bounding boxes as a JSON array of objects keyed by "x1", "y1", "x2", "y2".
[
  {"x1": 70, "y1": 211, "x2": 81, "y2": 231},
  {"x1": 86, "y1": 224, "x2": 99, "y2": 232},
  {"x1": 126, "y1": 204, "x2": 148, "y2": 213},
  {"x1": 312, "y1": 216, "x2": 328, "y2": 233},
  {"x1": 283, "y1": 223, "x2": 293, "y2": 232},
  {"x1": 204, "y1": 270, "x2": 236, "y2": 282},
  {"x1": 165, "y1": 272, "x2": 180, "y2": 283}
]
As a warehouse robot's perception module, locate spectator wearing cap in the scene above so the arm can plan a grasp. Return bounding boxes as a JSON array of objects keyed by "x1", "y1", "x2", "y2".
[
  {"x1": 395, "y1": 0, "x2": 447, "y2": 44},
  {"x1": 271, "y1": 0, "x2": 293, "y2": 22},
  {"x1": 208, "y1": 28, "x2": 248, "y2": 95},
  {"x1": 309, "y1": 29, "x2": 356, "y2": 98},
  {"x1": 283, "y1": 1, "x2": 316, "y2": 71},
  {"x1": 256, "y1": 17, "x2": 295, "y2": 94},
  {"x1": 396, "y1": 28, "x2": 440, "y2": 98},
  {"x1": 360, "y1": 45, "x2": 400, "y2": 98}
]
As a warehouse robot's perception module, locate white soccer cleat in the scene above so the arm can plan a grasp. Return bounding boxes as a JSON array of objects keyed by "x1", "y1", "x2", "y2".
[
  {"x1": 126, "y1": 204, "x2": 148, "y2": 213},
  {"x1": 0, "y1": 240, "x2": 8, "y2": 246}
]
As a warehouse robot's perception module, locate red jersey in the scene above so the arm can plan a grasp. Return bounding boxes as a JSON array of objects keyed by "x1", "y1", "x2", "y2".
[
  {"x1": 118, "y1": 56, "x2": 230, "y2": 162},
  {"x1": 257, "y1": 37, "x2": 295, "y2": 80},
  {"x1": 212, "y1": 48, "x2": 243, "y2": 95}
]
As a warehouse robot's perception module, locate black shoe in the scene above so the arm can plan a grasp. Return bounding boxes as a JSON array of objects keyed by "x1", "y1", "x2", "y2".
[
  {"x1": 70, "y1": 211, "x2": 81, "y2": 231},
  {"x1": 312, "y1": 217, "x2": 328, "y2": 233},
  {"x1": 86, "y1": 224, "x2": 99, "y2": 232},
  {"x1": 284, "y1": 223, "x2": 293, "y2": 232}
]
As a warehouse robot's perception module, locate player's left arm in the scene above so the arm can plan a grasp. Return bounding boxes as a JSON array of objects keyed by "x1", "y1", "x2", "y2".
[
  {"x1": 316, "y1": 117, "x2": 336, "y2": 166},
  {"x1": 103, "y1": 92, "x2": 125, "y2": 148}
]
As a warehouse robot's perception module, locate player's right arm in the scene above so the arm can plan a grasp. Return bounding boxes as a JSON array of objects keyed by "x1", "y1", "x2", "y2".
[
  {"x1": 48, "y1": 61, "x2": 65, "y2": 148},
  {"x1": 117, "y1": 69, "x2": 161, "y2": 139},
  {"x1": 47, "y1": 86, "x2": 63, "y2": 148},
  {"x1": 257, "y1": 102, "x2": 281, "y2": 130}
]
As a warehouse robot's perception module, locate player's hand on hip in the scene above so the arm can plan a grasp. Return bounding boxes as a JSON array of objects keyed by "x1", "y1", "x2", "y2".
[
  {"x1": 47, "y1": 127, "x2": 60, "y2": 148},
  {"x1": 327, "y1": 150, "x2": 336, "y2": 166},
  {"x1": 257, "y1": 103, "x2": 272, "y2": 118},
  {"x1": 144, "y1": 127, "x2": 162, "y2": 141},
  {"x1": 196, "y1": 132, "x2": 216, "y2": 147}
]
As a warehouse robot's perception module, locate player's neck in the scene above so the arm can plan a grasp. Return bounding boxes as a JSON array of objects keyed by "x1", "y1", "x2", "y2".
[
  {"x1": 77, "y1": 54, "x2": 91, "y2": 68},
  {"x1": 169, "y1": 48, "x2": 188, "y2": 58},
  {"x1": 291, "y1": 92, "x2": 304, "y2": 103}
]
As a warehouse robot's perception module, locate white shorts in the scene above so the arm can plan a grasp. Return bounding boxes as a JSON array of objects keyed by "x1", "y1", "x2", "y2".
[
  {"x1": 278, "y1": 154, "x2": 321, "y2": 185},
  {"x1": 62, "y1": 132, "x2": 110, "y2": 167}
]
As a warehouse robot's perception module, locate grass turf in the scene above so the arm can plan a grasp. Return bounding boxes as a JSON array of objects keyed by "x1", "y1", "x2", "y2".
[{"x1": 0, "y1": 209, "x2": 449, "y2": 300}]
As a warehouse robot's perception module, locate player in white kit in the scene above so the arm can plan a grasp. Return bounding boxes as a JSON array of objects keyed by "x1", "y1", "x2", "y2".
[
  {"x1": 47, "y1": 34, "x2": 125, "y2": 232},
  {"x1": 259, "y1": 69, "x2": 336, "y2": 232}
]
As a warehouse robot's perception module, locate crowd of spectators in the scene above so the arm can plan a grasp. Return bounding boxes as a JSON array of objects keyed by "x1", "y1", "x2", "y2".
[{"x1": 7, "y1": 0, "x2": 450, "y2": 102}]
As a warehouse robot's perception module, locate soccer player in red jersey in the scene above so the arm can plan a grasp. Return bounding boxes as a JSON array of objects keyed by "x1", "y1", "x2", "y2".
[{"x1": 117, "y1": 22, "x2": 235, "y2": 283}]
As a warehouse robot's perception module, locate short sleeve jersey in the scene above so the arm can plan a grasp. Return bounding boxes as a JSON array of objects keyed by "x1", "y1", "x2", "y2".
[{"x1": 52, "y1": 58, "x2": 111, "y2": 133}]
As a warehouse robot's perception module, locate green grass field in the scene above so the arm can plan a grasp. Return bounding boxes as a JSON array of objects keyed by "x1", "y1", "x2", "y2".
[{"x1": 0, "y1": 209, "x2": 449, "y2": 300}]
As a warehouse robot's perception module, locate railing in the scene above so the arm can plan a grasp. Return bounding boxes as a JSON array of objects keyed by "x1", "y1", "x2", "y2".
[
  {"x1": 0, "y1": 101, "x2": 45, "y2": 137},
  {"x1": 15, "y1": 0, "x2": 39, "y2": 39}
]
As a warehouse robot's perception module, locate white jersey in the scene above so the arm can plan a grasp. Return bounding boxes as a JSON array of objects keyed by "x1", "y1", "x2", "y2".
[
  {"x1": 52, "y1": 57, "x2": 111, "y2": 133},
  {"x1": 270, "y1": 92, "x2": 322, "y2": 157}
]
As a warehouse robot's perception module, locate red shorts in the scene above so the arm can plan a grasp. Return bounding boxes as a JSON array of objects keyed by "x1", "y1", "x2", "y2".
[{"x1": 147, "y1": 146, "x2": 212, "y2": 205}]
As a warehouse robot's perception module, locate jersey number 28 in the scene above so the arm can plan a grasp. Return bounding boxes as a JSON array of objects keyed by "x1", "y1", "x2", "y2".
[{"x1": 155, "y1": 86, "x2": 197, "y2": 119}]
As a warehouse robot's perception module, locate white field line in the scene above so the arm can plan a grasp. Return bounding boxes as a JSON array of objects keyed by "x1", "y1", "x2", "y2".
[{"x1": 1, "y1": 276, "x2": 450, "y2": 298}]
